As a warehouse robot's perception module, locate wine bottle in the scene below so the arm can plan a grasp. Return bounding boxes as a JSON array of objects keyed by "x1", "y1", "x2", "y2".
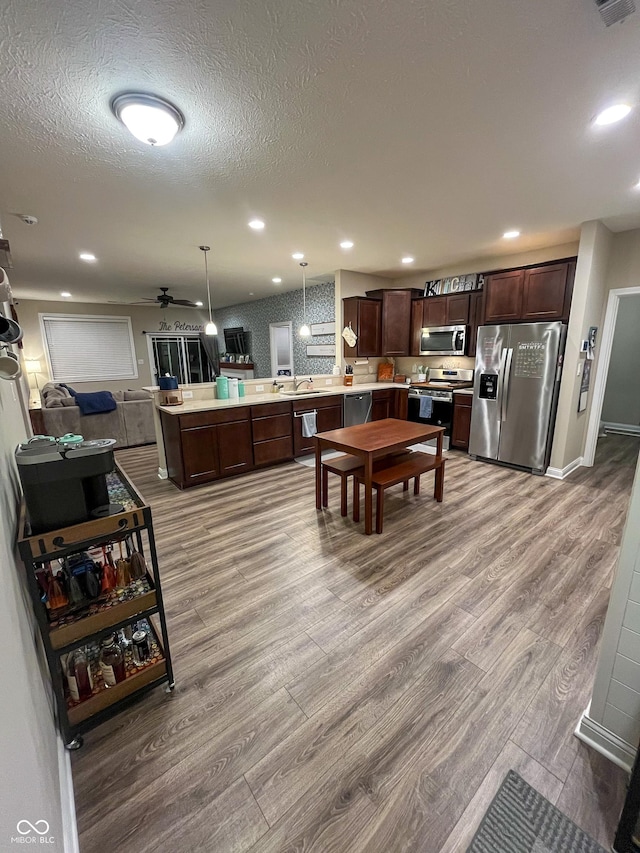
[{"x1": 67, "y1": 648, "x2": 94, "y2": 702}]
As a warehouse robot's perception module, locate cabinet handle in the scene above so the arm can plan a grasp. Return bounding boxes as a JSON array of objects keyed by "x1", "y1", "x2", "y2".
[{"x1": 294, "y1": 410, "x2": 318, "y2": 417}]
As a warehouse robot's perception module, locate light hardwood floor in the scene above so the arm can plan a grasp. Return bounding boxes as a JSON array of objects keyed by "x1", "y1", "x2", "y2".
[{"x1": 71, "y1": 434, "x2": 639, "y2": 852}]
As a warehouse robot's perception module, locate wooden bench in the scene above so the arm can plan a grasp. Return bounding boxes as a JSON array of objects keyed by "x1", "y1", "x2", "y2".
[
  {"x1": 322, "y1": 451, "x2": 416, "y2": 517},
  {"x1": 353, "y1": 453, "x2": 445, "y2": 534}
]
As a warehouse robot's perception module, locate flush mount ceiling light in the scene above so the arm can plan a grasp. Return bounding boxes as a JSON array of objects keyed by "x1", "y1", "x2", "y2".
[
  {"x1": 272, "y1": 277, "x2": 282, "y2": 283},
  {"x1": 111, "y1": 93, "x2": 185, "y2": 146},
  {"x1": 60, "y1": 291, "x2": 71, "y2": 298},
  {"x1": 292, "y1": 252, "x2": 304, "y2": 260},
  {"x1": 401, "y1": 256, "x2": 414, "y2": 264},
  {"x1": 594, "y1": 104, "x2": 632, "y2": 126},
  {"x1": 79, "y1": 252, "x2": 97, "y2": 262},
  {"x1": 299, "y1": 262, "x2": 310, "y2": 337},
  {"x1": 502, "y1": 229, "x2": 521, "y2": 239},
  {"x1": 340, "y1": 240, "x2": 354, "y2": 249},
  {"x1": 199, "y1": 245, "x2": 217, "y2": 336},
  {"x1": 248, "y1": 219, "x2": 265, "y2": 230}
]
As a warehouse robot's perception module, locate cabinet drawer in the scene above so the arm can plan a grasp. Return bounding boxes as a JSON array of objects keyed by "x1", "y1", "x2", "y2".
[
  {"x1": 251, "y1": 401, "x2": 291, "y2": 418},
  {"x1": 292, "y1": 394, "x2": 342, "y2": 413},
  {"x1": 252, "y1": 413, "x2": 292, "y2": 442},
  {"x1": 453, "y1": 393, "x2": 472, "y2": 408},
  {"x1": 179, "y1": 406, "x2": 250, "y2": 429},
  {"x1": 254, "y1": 436, "x2": 293, "y2": 466}
]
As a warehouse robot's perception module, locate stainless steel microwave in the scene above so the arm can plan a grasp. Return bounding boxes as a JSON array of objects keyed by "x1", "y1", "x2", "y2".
[{"x1": 419, "y1": 325, "x2": 466, "y2": 356}]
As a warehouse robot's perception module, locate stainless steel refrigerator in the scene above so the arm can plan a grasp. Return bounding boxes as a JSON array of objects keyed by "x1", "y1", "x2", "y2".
[{"x1": 469, "y1": 321, "x2": 566, "y2": 474}]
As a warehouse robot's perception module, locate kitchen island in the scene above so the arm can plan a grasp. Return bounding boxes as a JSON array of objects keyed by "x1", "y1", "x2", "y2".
[{"x1": 150, "y1": 379, "x2": 409, "y2": 489}]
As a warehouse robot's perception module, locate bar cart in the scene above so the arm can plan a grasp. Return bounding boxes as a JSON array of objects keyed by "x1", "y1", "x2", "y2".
[{"x1": 17, "y1": 464, "x2": 174, "y2": 749}]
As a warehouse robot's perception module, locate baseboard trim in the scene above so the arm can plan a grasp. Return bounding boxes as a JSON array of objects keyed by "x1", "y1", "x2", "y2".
[
  {"x1": 57, "y1": 736, "x2": 79, "y2": 852},
  {"x1": 158, "y1": 466, "x2": 168, "y2": 480},
  {"x1": 575, "y1": 705, "x2": 634, "y2": 773},
  {"x1": 603, "y1": 422, "x2": 640, "y2": 436},
  {"x1": 545, "y1": 456, "x2": 584, "y2": 480}
]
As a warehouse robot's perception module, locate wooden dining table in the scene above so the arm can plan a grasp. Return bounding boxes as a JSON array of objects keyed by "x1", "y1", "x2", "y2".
[{"x1": 314, "y1": 418, "x2": 445, "y2": 535}]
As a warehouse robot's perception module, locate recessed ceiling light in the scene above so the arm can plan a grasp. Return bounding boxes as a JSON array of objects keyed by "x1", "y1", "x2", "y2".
[
  {"x1": 195, "y1": 301, "x2": 203, "y2": 307},
  {"x1": 111, "y1": 92, "x2": 184, "y2": 146},
  {"x1": 79, "y1": 252, "x2": 97, "y2": 262},
  {"x1": 249, "y1": 292, "x2": 254, "y2": 296},
  {"x1": 248, "y1": 219, "x2": 265, "y2": 230},
  {"x1": 292, "y1": 252, "x2": 304, "y2": 260},
  {"x1": 60, "y1": 291, "x2": 71, "y2": 298},
  {"x1": 272, "y1": 277, "x2": 282, "y2": 283},
  {"x1": 502, "y1": 230, "x2": 521, "y2": 239},
  {"x1": 340, "y1": 240, "x2": 354, "y2": 249},
  {"x1": 594, "y1": 104, "x2": 632, "y2": 126},
  {"x1": 401, "y1": 256, "x2": 414, "y2": 264}
]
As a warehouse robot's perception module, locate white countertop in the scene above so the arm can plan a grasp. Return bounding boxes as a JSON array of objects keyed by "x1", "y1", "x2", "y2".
[
  {"x1": 157, "y1": 382, "x2": 407, "y2": 415},
  {"x1": 453, "y1": 388, "x2": 474, "y2": 396}
]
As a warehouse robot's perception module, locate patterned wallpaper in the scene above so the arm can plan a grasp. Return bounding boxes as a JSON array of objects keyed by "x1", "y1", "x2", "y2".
[{"x1": 214, "y1": 282, "x2": 336, "y2": 378}]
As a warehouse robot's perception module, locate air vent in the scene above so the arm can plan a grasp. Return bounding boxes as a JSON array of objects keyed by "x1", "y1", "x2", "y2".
[{"x1": 596, "y1": 0, "x2": 635, "y2": 26}]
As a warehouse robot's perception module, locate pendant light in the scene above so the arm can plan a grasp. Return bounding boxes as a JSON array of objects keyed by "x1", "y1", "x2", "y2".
[
  {"x1": 299, "y1": 262, "x2": 310, "y2": 337},
  {"x1": 200, "y1": 245, "x2": 217, "y2": 336}
]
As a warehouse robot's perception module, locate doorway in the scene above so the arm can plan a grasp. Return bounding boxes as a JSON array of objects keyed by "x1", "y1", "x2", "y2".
[
  {"x1": 584, "y1": 287, "x2": 640, "y2": 466},
  {"x1": 269, "y1": 322, "x2": 293, "y2": 377},
  {"x1": 147, "y1": 334, "x2": 215, "y2": 385}
]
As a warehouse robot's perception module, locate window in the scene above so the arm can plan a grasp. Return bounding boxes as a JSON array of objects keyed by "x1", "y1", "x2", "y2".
[
  {"x1": 40, "y1": 314, "x2": 138, "y2": 383},
  {"x1": 147, "y1": 334, "x2": 216, "y2": 385}
]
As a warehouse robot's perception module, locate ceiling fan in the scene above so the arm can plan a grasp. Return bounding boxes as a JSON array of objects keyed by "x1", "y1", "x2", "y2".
[{"x1": 111, "y1": 287, "x2": 200, "y2": 308}]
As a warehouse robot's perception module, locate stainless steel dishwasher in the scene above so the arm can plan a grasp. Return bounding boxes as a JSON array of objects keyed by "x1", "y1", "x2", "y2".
[{"x1": 343, "y1": 391, "x2": 373, "y2": 426}]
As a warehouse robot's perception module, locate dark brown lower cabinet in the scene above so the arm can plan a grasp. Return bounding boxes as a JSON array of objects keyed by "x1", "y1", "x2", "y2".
[
  {"x1": 451, "y1": 393, "x2": 473, "y2": 450},
  {"x1": 181, "y1": 425, "x2": 219, "y2": 483},
  {"x1": 371, "y1": 389, "x2": 392, "y2": 421},
  {"x1": 217, "y1": 419, "x2": 253, "y2": 476},
  {"x1": 293, "y1": 395, "x2": 343, "y2": 456},
  {"x1": 161, "y1": 407, "x2": 253, "y2": 488},
  {"x1": 251, "y1": 402, "x2": 294, "y2": 466}
]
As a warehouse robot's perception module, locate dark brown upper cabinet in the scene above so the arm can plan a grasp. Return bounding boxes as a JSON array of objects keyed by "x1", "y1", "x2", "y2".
[
  {"x1": 483, "y1": 269, "x2": 525, "y2": 323},
  {"x1": 521, "y1": 264, "x2": 569, "y2": 321},
  {"x1": 342, "y1": 297, "x2": 381, "y2": 357},
  {"x1": 484, "y1": 261, "x2": 575, "y2": 325}
]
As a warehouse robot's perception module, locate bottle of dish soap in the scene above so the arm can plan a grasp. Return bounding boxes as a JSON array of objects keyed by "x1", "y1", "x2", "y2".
[
  {"x1": 308, "y1": 377, "x2": 314, "y2": 390},
  {"x1": 272, "y1": 380, "x2": 279, "y2": 394}
]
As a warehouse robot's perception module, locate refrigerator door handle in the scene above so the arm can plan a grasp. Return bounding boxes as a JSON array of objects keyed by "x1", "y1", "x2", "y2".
[
  {"x1": 502, "y1": 348, "x2": 514, "y2": 422},
  {"x1": 497, "y1": 348, "x2": 508, "y2": 422}
]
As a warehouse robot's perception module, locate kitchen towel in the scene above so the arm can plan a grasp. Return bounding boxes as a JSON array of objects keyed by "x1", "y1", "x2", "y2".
[
  {"x1": 419, "y1": 394, "x2": 433, "y2": 419},
  {"x1": 301, "y1": 411, "x2": 317, "y2": 438}
]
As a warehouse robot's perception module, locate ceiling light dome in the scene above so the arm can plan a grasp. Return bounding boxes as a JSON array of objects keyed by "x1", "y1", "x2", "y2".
[
  {"x1": 111, "y1": 93, "x2": 185, "y2": 146},
  {"x1": 594, "y1": 104, "x2": 632, "y2": 126}
]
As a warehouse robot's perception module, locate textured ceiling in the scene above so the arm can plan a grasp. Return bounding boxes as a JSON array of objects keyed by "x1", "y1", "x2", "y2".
[{"x1": 1, "y1": 0, "x2": 639, "y2": 307}]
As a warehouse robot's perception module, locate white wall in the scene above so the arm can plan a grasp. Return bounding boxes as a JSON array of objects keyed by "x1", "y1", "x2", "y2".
[
  {"x1": 0, "y1": 375, "x2": 71, "y2": 848},
  {"x1": 15, "y1": 298, "x2": 208, "y2": 393},
  {"x1": 578, "y1": 451, "x2": 640, "y2": 769},
  {"x1": 601, "y1": 296, "x2": 640, "y2": 429},
  {"x1": 549, "y1": 222, "x2": 613, "y2": 471}
]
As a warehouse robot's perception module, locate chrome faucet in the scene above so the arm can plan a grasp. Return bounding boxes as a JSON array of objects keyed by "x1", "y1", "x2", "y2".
[{"x1": 293, "y1": 376, "x2": 312, "y2": 391}]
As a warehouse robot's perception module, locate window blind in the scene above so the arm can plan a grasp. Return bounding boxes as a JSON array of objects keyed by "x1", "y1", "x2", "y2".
[{"x1": 41, "y1": 315, "x2": 138, "y2": 382}]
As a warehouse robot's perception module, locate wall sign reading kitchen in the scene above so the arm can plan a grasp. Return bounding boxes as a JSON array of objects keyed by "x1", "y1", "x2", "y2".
[{"x1": 424, "y1": 273, "x2": 483, "y2": 296}]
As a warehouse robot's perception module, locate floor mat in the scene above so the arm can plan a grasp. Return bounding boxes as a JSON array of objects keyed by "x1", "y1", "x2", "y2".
[{"x1": 467, "y1": 770, "x2": 607, "y2": 853}]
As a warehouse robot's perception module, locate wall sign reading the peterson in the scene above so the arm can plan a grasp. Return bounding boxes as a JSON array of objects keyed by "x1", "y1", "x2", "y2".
[{"x1": 158, "y1": 320, "x2": 205, "y2": 332}]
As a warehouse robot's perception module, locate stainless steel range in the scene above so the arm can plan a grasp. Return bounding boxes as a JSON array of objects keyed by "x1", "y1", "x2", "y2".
[{"x1": 407, "y1": 368, "x2": 474, "y2": 450}]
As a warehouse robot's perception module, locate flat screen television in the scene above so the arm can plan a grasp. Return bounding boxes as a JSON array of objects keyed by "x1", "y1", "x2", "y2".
[{"x1": 223, "y1": 327, "x2": 250, "y2": 355}]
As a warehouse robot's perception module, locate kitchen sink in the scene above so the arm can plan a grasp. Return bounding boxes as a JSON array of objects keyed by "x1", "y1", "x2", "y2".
[{"x1": 279, "y1": 388, "x2": 331, "y2": 396}]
